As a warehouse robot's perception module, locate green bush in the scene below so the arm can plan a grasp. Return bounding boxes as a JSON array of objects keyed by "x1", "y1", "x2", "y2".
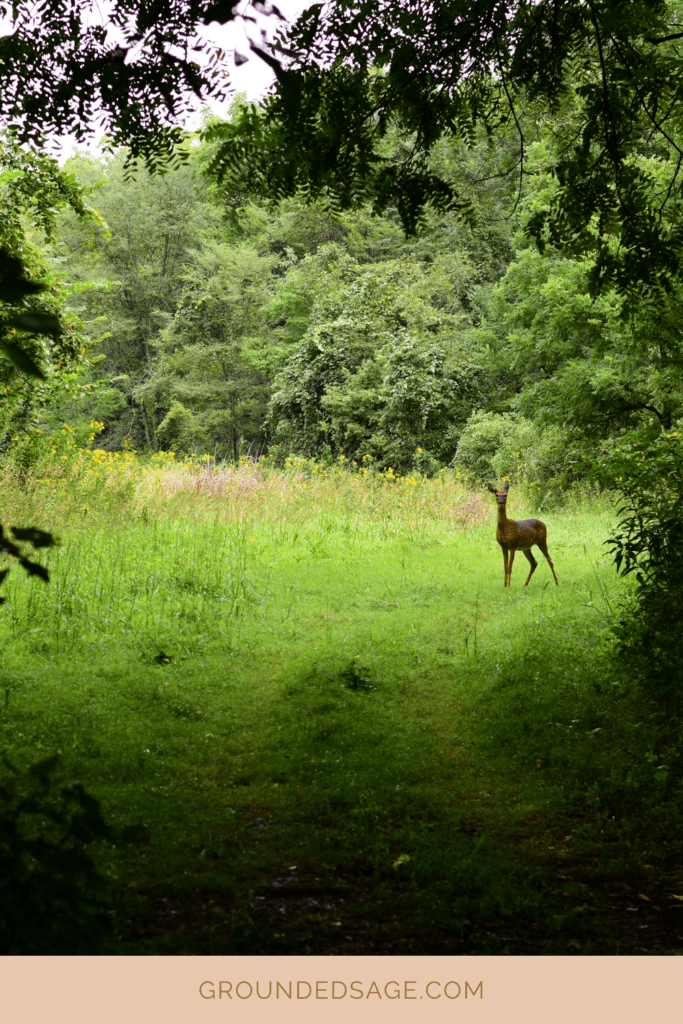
[
  {"x1": 156, "y1": 400, "x2": 197, "y2": 451},
  {"x1": 452, "y1": 410, "x2": 509, "y2": 481},
  {"x1": 454, "y1": 410, "x2": 566, "y2": 488},
  {"x1": 597, "y1": 426, "x2": 683, "y2": 706}
]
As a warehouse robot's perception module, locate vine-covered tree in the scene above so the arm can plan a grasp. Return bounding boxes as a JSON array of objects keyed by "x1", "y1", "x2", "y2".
[{"x1": 266, "y1": 244, "x2": 489, "y2": 469}]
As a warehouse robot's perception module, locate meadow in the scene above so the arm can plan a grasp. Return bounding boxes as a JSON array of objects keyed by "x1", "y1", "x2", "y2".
[{"x1": 2, "y1": 449, "x2": 682, "y2": 954}]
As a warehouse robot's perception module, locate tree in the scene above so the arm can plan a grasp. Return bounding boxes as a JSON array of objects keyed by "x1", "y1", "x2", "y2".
[
  {"x1": 205, "y1": 0, "x2": 683, "y2": 306},
  {"x1": 0, "y1": 134, "x2": 100, "y2": 446},
  {"x1": 56, "y1": 148, "x2": 216, "y2": 449},
  {"x1": 140, "y1": 238, "x2": 277, "y2": 458},
  {"x1": 5, "y1": 1, "x2": 683, "y2": 301},
  {"x1": 490, "y1": 249, "x2": 683, "y2": 435},
  {"x1": 267, "y1": 243, "x2": 490, "y2": 469},
  {"x1": 5, "y1": 0, "x2": 683, "y2": 301},
  {"x1": 0, "y1": 134, "x2": 101, "y2": 594}
]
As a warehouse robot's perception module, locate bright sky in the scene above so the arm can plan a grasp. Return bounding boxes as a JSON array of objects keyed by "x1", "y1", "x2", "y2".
[
  {"x1": 0, "y1": 1, "x2": 312, "y2": 159},
  {"x1": 196, "y1": 1, "x2": 311, "y2": 110}
]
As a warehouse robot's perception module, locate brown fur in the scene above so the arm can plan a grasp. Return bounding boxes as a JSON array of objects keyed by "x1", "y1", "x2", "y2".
[{"x1": 487, "y1": 482, "x2": 559, "y2": 588}]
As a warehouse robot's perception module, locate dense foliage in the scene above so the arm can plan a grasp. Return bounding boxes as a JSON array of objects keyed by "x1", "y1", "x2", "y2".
[
  {"x1": 43, "y1": 113, "x2": 681, "y2": 481},
  {"x1": 0, "y1": 0, "x2": 254, "y2": 165},
  {"x1": 4, "y1": 0, "x2": 683, "y2": 298},
  {"x1": 597, "y1": 428, "x2": 683, "y2": 701},
  {"x1": 51, "y1": 129, "x2": 507, "y2": 462},
  {"x1": 0, "y1": 134, "x2": 96, "y2": 436}
]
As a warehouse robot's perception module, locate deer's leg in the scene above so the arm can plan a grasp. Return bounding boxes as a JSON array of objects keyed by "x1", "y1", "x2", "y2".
[
  {"x1": 507, "y1": 548, "x2": 516, "y2": 587},
  {"x1": 538, "y1": 540, "x2": 559, "y2": 585},
  {"x1": 501, "y1": 546, "x2": 509, "y2": 587},
  {"x1": 522, "y1": 548, "x2": 538, "y2": 586}
]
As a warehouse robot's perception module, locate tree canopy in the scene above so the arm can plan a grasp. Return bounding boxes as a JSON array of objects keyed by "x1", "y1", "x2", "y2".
[
  {"x1": 5, "y1": 2, "x2": 683, "y2": 301},
  {"x1": 205, "y1": 0, "x2": 683, "y2": 305},
  {"x1": 0, "y1": 134, "x2": 95, "y2": 405}
]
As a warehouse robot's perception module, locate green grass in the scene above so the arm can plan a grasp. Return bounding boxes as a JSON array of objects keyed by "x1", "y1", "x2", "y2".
[{"x1": 2, "y1": 465, "x2": 682, "y2": 954}]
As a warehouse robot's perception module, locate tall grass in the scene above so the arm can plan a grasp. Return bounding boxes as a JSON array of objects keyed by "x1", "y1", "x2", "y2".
[
  {"x1": 0, "y1": 455, "x2": 616, "y2": 662},
  {"x1": 2, "y1": 450, "x2": 495, "y2": 527}
]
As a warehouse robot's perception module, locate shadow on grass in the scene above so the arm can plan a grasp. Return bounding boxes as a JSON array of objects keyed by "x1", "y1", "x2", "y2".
[{"x1": 113, "y1": 648, "x2": 683, "y2": 954}]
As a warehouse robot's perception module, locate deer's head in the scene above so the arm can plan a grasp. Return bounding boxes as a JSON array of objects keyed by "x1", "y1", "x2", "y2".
[{"x1": 487, "y1": 481, "x2": 510, "y2": 506}]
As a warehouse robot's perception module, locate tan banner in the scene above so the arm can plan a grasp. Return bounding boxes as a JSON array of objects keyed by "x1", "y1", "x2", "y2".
[{"x1": 0, "y1": 956, "x2": 679, "y2": 1024}]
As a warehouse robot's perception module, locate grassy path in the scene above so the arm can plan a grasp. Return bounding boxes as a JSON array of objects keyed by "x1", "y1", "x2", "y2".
[{"x1": 2, "y1": 486, "x2": 682, "y2": 953}]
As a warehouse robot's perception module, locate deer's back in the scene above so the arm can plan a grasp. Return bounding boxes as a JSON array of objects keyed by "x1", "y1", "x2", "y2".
[{"x1": 498, "y1": 517, "x2": 547, "y2": 550}]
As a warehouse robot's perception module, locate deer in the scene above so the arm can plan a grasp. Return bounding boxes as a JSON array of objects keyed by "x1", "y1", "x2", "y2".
[{"x1": 487, "y1": 481, "x2": 558, "y2": 588}]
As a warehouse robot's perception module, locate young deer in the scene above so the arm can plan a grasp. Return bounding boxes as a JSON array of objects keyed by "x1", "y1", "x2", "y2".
[{"x1": 487, "y1": 482, "x2": 558, "y2": 588}]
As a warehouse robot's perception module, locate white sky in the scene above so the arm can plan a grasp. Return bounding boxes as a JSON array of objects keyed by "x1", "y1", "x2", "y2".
[
  {"x1": 0, "y1": 1, "x2": 313, "y2": 160},
  {"x1": 195, "y1": 1, "x2": 311, "y2": 111}
]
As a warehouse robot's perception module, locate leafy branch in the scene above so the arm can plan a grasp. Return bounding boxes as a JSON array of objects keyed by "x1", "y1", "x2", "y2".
[{"x1": 0, "y1": 245, "x2": 58, "y2": 596}]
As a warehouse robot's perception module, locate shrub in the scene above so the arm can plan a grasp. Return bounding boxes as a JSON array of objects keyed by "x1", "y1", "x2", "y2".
[
  {"x1": 454, "y1": 410, "x2": 566, "y2": 488},
  {"x1": 597, "y1": 427, "x2": 683, "y2": 706}
]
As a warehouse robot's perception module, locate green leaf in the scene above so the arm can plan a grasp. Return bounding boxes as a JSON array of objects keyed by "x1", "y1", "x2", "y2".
[
  {"x1": 0, "y1": 342, "x2": 46, "y2": 379},
  {"x1": 0, "y1": 278, "x2": 45, "y2": 302},
  {"x1": 0, "y1": 249, "x2": 46, "y2": 302},
  {"x1": 7, "y1": 312, "x2": 61, "y2": 334}
]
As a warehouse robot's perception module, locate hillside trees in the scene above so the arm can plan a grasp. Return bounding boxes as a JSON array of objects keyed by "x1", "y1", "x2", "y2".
[
  {"x1": 459, "y1": 247, "x2": 683, "y2": 484},
  {"x1": 138, "y1": 238, "x2": 278, "y2": 458},
  {"x1": 501, "y1": 254, "x2": 683, "y2": 436},
  {"x1": 53, "y1": 93, "x2": 683, "y2": 483},
  {"x1": 56, "y1": 146, "x2": 322, "y2": 454},
  {"x1": 54, "y1": 111, "x2": 517, "y2": 462},
  {"x1": 55, "y1": 149, "x2": 218, "y2": 449}
]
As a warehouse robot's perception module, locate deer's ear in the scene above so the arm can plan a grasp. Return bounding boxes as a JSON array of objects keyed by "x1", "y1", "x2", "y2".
[
  {"x1": 504, "y1": 481, "x2": 510, "y2": 492},
  {"x1": 487, "y1": 483, "x2": 496, "y2": 493}
]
